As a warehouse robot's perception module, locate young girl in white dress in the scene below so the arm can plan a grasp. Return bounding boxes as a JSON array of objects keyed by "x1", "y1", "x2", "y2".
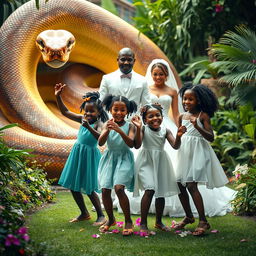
[
  {"x1": 132, "y1": 104, "x2": 186, "y2": 235},
  {"x1": 174, "y1": 83, "x2": 229, "y2": 236}
]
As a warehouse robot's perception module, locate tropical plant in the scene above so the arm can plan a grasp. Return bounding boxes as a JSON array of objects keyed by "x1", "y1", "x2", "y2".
[
  {"x1": 0, "y1": 0, "x2": 49, "y2": 27},
  {"x1": 0, "y1": 124, "x2": 55, "y2": 255},
  {"x1": 232, "y1": 164, "x2": 256, "y2": 216},
  {"x1": 211, "y1": 99, "x2": 256, "y2": 176},
  {"x1": 101, "y1": 0, "x2": 118, "y2": 16},
  {"x1": 210, "y1": 25, "x2": 256, "y2": 87},
  {"x1": 179, "y1": 56, "x2": 220, "y2": 84},
  {"x1": 133, "y1": 0, "x2": 256, "y2": 71},
  {"x1": 0, "y1": 124, "x2": 31, "y2": 185}
]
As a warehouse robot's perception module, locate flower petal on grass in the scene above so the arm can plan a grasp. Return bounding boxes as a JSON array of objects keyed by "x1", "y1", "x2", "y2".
[
  {"x1": 240, "y1": 239, "x2": 248, "y2": 242},
  {"x1": 111, "y1": 229, "x2": 120, "y2": 234},
  {"x1": 135, "y1": 218, "x2": 141, "y2": 226},
  {"x1": 171, "y1": 220, "x2": 177, "y2": 229},
  {"x1": 92, "y1": 234, "x2": 100, "y2": 238},
  {"x1": 211, "y1": 229, "x2": 219, "y2": 233}
]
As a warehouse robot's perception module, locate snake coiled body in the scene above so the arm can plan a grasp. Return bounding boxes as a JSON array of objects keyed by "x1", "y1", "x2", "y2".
[{"x1": 0, "y1": 0, "x2": 181, "y2": 178}]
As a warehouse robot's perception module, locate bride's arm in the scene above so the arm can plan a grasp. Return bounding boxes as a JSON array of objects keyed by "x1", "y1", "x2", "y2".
[{"x1": 170, "y1": 90, "x2": 179, "y2": 126}]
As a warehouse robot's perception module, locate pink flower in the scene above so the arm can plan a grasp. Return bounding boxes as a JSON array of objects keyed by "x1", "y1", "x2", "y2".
[
  {"x1": 139, "y1": 231, "x2": 148, "y2": 237},
  {"x1": 215, "y1": 4, "x2": 224, "y2": 12},
  {"x1": 22, "y1": 234, "x2": 30, "y2": 242},
  {"x1": 5, "y1": 234, "x2": 20, "y2": 246},
  {"x1": 133, "y1": 231, "x2": 140, "y2": 235},
  {"x1": 171, "y1": 220, "x2": 177, "y2": 229},
  {"x1": 235, "y1": 173, "x2": 241, "y2": 179},
  {"x1": 175, "y1": 230, "x2": 182, "y2": 234},
  {"x1": 92, "y1": 234, "x2": 100, "y2": 238},
  {"x1": 252, "y1": 59, "x2": 256, "y2": 64},
  {"x1": 211, "y1": 229, "x2": 219, "y2": 233},
  {"x1": 135, "y1": 218, "x2": 141, "y2": 226},
  {"x1": 111, "y1": 229, "x2": 120, "y2": 234},
  {"x1": 116, "y1": 221, "x2": 124, "y2": 228},
  {"x1": 17, "y1": 227, "x2": 28, "y2": 235}
]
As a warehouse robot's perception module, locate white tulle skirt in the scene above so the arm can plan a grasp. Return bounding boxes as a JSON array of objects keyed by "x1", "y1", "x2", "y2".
[{"x1": 114, "y1": 185, "x2": 236, "y2": 217}]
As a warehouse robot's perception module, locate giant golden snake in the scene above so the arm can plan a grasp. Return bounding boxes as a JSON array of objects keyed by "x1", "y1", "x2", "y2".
[{"x1": 0, "y1": 0, "x2": 181, "y2": 179}]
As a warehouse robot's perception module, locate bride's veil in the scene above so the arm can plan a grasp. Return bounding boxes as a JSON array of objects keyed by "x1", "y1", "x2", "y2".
[{"x1": 145, "y1": 59, "x2": 184, "y2": 112}]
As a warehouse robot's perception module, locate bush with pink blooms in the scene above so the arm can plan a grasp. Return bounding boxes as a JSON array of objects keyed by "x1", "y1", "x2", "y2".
[{"x1": 0, "y1": 124, "x2": 55, "y2": 255}]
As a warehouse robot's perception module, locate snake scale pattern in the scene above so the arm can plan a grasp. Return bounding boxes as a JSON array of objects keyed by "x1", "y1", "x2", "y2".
[{"x1": 0, "y1": 0, "x2": 181, "y2": 178}]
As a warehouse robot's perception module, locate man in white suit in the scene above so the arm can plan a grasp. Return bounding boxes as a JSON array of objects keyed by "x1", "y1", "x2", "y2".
[{"x1": 99, "y1": 48, "x2": 150, "y2": 108}]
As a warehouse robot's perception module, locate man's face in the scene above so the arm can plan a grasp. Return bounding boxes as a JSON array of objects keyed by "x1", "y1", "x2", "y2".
[{"x1": 117, "y1": 53, "x2": 135, "y2": 74}]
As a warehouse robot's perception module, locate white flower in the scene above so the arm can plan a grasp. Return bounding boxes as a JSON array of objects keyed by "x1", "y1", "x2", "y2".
[{"x1": 233, "y1": 164, "x2": 248, "y2": 175}]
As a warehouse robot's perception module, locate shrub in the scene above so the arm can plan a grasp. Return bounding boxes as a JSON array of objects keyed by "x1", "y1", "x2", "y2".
[
  {"x1": 232, "y1": 164, "x2": 256, "y2": 216},
  {"x1": 211, "y1": 99, "x2": 255, "y2": 176},
  {"x1": 0, "y1": 124, "x2": 55, "y2": 255}
]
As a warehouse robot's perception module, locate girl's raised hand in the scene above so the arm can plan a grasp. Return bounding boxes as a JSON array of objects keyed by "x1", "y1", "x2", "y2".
[
  {"x1": 54, "y1": 83, "x2": 66, "y2": 96},
  {"x1": 177, "y1": 125, "x2": 187, "y2": 137},
  {"x1": 131, "y1": 115, "x2": 142, "y2": 129},
  {"x1": 82, "y1": 116, "x2": 90, "y2": 127},
  {"x1": 190, "y1": 116, "x2": 197, "y2": 127},
  {"x1": 107, "y1": 119, "x2": 121, "y2": 133}
]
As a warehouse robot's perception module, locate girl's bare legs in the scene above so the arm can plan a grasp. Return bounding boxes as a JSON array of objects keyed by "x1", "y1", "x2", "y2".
[
  {"x1": 187, "y1": 182, "x2": 207, "y2": 222},
  {"x1": 177, "y1": 183, "x2": 194, "y2": 219},
  {"x1": 70, "y1": 190, "x2": 90, "y2": 220},
  {"x1": 114, "y1": 185, "x2": 133, "y2": 229},
  {"x1": 140, "y1": 190, "x2": 154, "y2": 232},
  {"x1": 101, "y1": 188, "x2": 115, "y2": 226},
  {"x1": 187, "y1": 182, "x2": 210, "y2": 236},
  {"x1": 87, "y1": 192, "x2": 105, "y2": 223},
  {"x1": 173, "y1": 183, "x2": 195, "y2": 229},
  {"x1": 155, "y1": 197, "x2": 170, "y2": 230}
]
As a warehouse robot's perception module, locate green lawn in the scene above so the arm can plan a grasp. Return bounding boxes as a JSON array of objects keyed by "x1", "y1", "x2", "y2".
[{"x1": 26, "y1": 191, "x2": 256, "y2": 256}]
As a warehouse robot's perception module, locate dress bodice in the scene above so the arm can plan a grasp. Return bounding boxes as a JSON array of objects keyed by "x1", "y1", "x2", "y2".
[
  {"x1": 107, "y1": 122, "x2": 130, "y2": 151},
  {"x1": 182, "y1": 118, "x2": 204, "y2": 138},
  {"x1": 76, "y1": 124, "x2": 98, "y2": 146},
  {"x1": 150, "y1": 94, "x2": 172, "y2": 118},
  {"x1": 142, "y1": 126, "x2": 166, "y2": 151}
]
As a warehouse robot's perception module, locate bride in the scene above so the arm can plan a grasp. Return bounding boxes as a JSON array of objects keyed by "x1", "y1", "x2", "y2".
[{"x1": 114, "y1": 59, "x2": 236, "y2": 218}]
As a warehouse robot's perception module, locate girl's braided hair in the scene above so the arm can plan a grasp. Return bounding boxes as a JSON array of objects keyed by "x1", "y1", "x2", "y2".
[
  {"x1": 140, "y1": 103, "x2": 163, "y2": 124},
  {"x1": 80, "y1": 91, "x2": 108, "y2": 122},
  {"x1": 102, "y1": 94, "x2": 137, "y2": 116}
]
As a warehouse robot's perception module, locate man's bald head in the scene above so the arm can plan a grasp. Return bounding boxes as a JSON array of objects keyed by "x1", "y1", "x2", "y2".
[
  {"x1": 117, "y1": 48, "x2": 136, "y2": 74},
  {"x1": 118, "y1": 48, "x2": 135, "y2": 58}
]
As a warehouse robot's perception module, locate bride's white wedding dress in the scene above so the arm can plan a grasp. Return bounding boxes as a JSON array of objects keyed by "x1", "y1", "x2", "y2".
[{"x1": 114, "y1": 94, "x2": 236, "y2": 217}]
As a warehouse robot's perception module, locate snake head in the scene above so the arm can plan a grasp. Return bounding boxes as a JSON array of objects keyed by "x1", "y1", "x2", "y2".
[{"x1": 36, "y1": 30, "x2": 75, "y2": 68}]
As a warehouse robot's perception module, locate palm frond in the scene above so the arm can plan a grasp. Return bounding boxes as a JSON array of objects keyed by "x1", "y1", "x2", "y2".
[
  {"x1": 219, "y1": 70, "x2": 256, "y2": 86},
  {"x1": 212, "y1": 44, "x2": 251, "y2": 62},
  {"x1": 211, "y1": 25, "x2": 256, "y2": 87}
]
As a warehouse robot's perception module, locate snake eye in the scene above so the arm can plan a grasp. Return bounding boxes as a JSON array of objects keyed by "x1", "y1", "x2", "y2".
[
  {"x1": 67, "y1": 39, "x2": 74, "y2": 48},
  {"x1": 36, "y1": 39, "x2": 45, "y2": 48}
]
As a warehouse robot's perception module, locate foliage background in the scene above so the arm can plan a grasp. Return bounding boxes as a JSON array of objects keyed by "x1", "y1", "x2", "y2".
[{"x1": 133, "y1": 0, "x2": 256, "y2": 71}]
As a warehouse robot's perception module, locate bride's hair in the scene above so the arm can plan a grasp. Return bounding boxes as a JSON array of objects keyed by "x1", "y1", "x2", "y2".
[{"x1": 151, "y1": 63, "x2": 169, "y2": 77}]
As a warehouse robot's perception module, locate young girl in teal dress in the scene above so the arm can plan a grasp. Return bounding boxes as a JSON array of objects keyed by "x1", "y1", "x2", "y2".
[
  {"x1": 55, "y1": 83, "x2": 108, "y2": 226},
  {"x1": 132, "y1": 104, "x2": 186, "y2": 236},
  {"x1": 174, "y1": 83, "x2": 229, "y2": 236},
  {"x1": 98, "y1": 94, "x2": 137, "y2": 236}
]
